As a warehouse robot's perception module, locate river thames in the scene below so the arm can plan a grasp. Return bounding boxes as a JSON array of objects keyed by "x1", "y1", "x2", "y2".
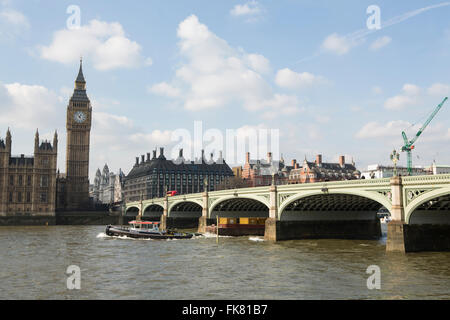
[{"x1": 0, "y1": 223, "x2": 449, "y2": 300}]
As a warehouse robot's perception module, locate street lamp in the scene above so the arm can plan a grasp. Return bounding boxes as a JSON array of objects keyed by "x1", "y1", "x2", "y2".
[
  {"x1": 204, "y1": 177, "x2": 208, "y2": 192},
  {"x1": 390, "y1": 149, "x2": 400, "y2": 177}
]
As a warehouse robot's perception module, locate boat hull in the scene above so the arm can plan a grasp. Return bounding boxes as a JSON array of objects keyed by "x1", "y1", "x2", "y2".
[{"x1": 105, "y1": 225, "x2": 193, "y2": 240}]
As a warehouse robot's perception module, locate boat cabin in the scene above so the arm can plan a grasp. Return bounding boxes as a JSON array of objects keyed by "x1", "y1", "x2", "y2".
[{"x1": 129, "y1": 221, "x2": 160, "y2": 232}]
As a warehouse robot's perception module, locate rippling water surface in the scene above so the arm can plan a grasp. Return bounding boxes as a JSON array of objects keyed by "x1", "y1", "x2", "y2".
[{"x1": 0, "y1": 224, "x2": 449, "y2": 300}]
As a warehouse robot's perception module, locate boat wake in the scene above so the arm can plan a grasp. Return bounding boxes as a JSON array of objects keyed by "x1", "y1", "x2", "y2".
[
  {"x1": 249, "y1": 236, "x2": 264, "y2": 242},
  {"x1": 96, "y1": 232, "x2": 153, "y2": 241},
  {"x1": 200, "y1": 232, "x2": 232, "y2": 238}
]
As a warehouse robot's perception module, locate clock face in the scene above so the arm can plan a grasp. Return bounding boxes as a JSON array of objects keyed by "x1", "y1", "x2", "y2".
[{"x1": 74, "y1": 111, "x2": 87, "y2": 123}]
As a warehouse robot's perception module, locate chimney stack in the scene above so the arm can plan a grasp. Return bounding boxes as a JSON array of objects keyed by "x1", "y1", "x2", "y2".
[
  {"x1": 339, "y1": 155, "x2": 345, "y2": 167},
  {"x1": 141, "y1": 155, "x2": 145, "y2": 164},
  {"x1": 267, "y1": 152, "x2": 272, "y2": 163},
  {"x1": 179, "y1": 148, "x2": 183, "y2": 158},
  {"x1": 292, "y1": 159, "x2": 297, "y2": 167},
  {"x1": 316, "y1": 154, "x2": 322, "y2": 166},
  {"x1": 295, "y1": 162, "x2": 299, "y2": 169},
  {"x1": 152, "y1": 150, "x2": 157, "y2": 159},
  {"x1": 135, "y1": 157, "x2": 139, "y2": 166},
  {"x1": 160, "y1": 147, "x2": 164, "y2": 157},
  {"x1": 147, "y1": 153, "x2": 150, "y2": 161}
]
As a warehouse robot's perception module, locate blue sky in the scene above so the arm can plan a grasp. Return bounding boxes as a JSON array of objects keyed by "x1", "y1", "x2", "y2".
[{"x1": 1, "y1": 0, "x2": 450, "y2": 181}]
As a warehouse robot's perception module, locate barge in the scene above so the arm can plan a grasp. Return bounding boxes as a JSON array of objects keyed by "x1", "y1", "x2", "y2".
[{"x1": 205, "y1": 217, "x2": 267, "y2": 236}]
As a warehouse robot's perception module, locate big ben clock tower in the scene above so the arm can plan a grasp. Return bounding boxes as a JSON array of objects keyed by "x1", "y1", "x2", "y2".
[{"x1": 65, "y1": 59, "x2": 92, "y2": 209}]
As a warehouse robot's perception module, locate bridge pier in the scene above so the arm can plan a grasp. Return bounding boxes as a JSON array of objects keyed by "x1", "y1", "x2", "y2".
[
  {"x1": 386, "y1": 176, "x2": 408, "y2": 252},
  {"x1": 159, "y1": 197, "x2": 169, "y2": 231},
  {"x1": 197, "y1": 191, "x2": 209, "y2": 233},
  {"x1": 264, "y1": 184, "x2": 279, "y2": 241},
  {"x1": 386, "y1": 176, "x2": 450, "y2": 252}
]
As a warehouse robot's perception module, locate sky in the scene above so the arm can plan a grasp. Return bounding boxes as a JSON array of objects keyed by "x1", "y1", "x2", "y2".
[{"x1": 0, "y1": 0, "x2": 450, "y2": 182}]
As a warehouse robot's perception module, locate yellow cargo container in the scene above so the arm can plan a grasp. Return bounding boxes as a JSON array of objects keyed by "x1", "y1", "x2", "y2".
[
  {"x1": 240, "y1": 218, "x2": 249, "y2": 224},
  {"x1": 219, "y1": 217, "x2": 238, "y2": 224}
]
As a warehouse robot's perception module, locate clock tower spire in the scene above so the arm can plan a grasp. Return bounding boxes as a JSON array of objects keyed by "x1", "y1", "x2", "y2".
[{"x1": 65, "y1": 59, "x2": 92, "y2": 210}]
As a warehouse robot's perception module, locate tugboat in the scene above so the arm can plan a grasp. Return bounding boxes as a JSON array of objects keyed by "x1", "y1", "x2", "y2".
[{"x1": 105, "y1": 220, "x2": 193, "y2": 240}]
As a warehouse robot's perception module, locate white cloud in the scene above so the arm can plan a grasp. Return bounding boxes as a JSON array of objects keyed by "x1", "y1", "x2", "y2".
[
  {"x1": 38, "y1": 19, "x2": 151, "y2": 71},
  {"x1": 129, "y1": 130, "x2": 173, "y2": 145},
  {"x1": 369, "y1": 36, "x2": 392, "y2": 50},
  {"x1": 321, "y1": 33, "x2": 354, "y2": 55},
  {"x1": 149, "y1": 82, "x2": 181, "y2": 98},
  {"x1": 427, "y1": 83, "x2": 450, "y2": 96},
  {"x1": 0, "y1": 8, "x2": 29, "y2": 39},
  {"x1": 230, "y1": 1, "x2": 262, "y2": 17},
  {"x1": 0, "y1": 82, "x2": 62, "y2": 129},
  {"x1": 149, "y1": 15, "x2": 302, "y2": 118},
  {"x1": 245, "y1": 53, "x2": 271, "y2": 74},
  {"x1": 355, "y1": 120, "x2": 414, "y2": 139},
  {"x1": 384, "y1": 84, "x2": 421, "y2": 110},
  {"x1": 275, "y1": 68, "x2": 326, "y2": 90}
]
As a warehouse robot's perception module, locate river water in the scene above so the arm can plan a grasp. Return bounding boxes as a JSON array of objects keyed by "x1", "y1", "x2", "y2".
[{"x1": 0, "y1": 223, "x2": 449, "y2": 300}]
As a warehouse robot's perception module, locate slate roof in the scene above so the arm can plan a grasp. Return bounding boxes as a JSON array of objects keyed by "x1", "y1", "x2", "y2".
[
  {"x1": 70, "y1": 60, "x2": 90, "y2": 103},
  {"x1": 292, "y1": 161, "x2": 360, "y2": 179},
  {"x1": 125, "y1": 151, "x2": 234, "y2": 180},
  {"x1": 76, "y1": 60, "x2": 86, "y2": 83}
]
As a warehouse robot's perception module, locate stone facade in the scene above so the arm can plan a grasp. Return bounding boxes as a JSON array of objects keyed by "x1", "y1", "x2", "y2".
[
  {"x1": 0, "y1": 129, "x2": 58, "y2": 216},
  {"x1": 92, "y1": 164, "x2": 124, "y2": 204},
  {"x1": 57, "y1": 60, "x2": 92, "y2": 210}
]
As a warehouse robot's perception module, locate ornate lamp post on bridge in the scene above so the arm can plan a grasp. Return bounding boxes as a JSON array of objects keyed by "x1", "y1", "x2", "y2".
[{"x1": 390, "y1": 149, "x2": 400, "y2": 177}]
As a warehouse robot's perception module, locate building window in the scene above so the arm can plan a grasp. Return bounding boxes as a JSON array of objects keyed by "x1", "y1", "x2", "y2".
[
  {"x1": 40, "y1": 193, "x2": 47, "y2": 203},
  {"x1": 40, "y1": 175, "x2": 48, "y2": 187},
  {"x1": 9, "y1": 192, "x2": 13, "y2": 203},
  {"x1": 27, "y1": 175, "x2": 32, "y2": 186},
  {"x1": 18, "y1": 192, "x2": 22, "y2": 203},
  {"x1": 9, "y1": 175, "x2": 14, "y2": 186},
  {"x1": 26, "y1": 192, "x2": 31, "y2": 203},
  {"x1": 19, "y1": 175, "x2": 23, "y2": 186}
]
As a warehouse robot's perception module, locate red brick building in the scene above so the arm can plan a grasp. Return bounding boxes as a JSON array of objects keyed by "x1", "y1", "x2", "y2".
[
  {"x1": 288, "y1": 154, "x2": 360, "y2": 184},
  {"x1": 242, "y1": 152, "x2": 292, "y2": 186}
]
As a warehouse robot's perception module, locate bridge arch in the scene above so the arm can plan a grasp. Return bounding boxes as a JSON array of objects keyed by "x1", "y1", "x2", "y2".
[
  {"x1": 405, "y1": 187, "x2": 450, "y2": 224},
  {"x1": 168, "y1": 200, "x2": 203, "y2": 218},
  {"x1": 209, "y1": 196, "x2": 269, "y2": 219},
  {"x1": 125, "y1": 206, "x2": 140, "y2": 216},
  {"x1": 142, "y1": 204, "x2": 164, "y2": 218},
  {"x1": 279, "y1": 190, "x2": 391, "y2": 221}
]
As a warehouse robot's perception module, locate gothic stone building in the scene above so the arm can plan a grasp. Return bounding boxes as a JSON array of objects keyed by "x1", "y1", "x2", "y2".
[
  {"x1": 0, "y1": 129, "x2": 58, "y2": 216},
  {"x1": 123, "y1": 148, "x2": 234, "y2": 202},
  {"x1": 92, "y1": 164, "x2": 125, "y2": 204},
  {"x1": 57, "y1": 60, "x2": 93, "y2": 211}
]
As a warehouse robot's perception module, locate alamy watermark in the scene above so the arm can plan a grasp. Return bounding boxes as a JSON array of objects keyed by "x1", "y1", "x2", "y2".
[
  {"x1": 66, "y1": 265, "x2": 81, "y2": 290},
  {"x1": 169, "y1": 121, "x2": 280, "y2": 165},
  {"x1": 367, "y1": 5, "x2": 381, "y2": 30},
  {"x1": 366, "y1": 265, "x2": 381, "y2": 290},
  {"x1": 66, "y1": 5, "x2": 81, "y2": 30}
]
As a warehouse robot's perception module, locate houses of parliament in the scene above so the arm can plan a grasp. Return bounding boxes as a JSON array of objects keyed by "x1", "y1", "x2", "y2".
[{"x1": 0, "y1": 61, "x2": 92, "y2": 216}]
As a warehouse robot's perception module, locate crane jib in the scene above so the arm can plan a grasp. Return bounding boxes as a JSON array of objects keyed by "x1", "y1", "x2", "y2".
[{"x1": 400, "y1": 97, "x2": 447, "y2": 174}]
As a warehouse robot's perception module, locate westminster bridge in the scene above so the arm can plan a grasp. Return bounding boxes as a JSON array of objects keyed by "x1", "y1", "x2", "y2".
[{"x1": 124, "y1": 174, "x2": 450, "y2": 252}]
